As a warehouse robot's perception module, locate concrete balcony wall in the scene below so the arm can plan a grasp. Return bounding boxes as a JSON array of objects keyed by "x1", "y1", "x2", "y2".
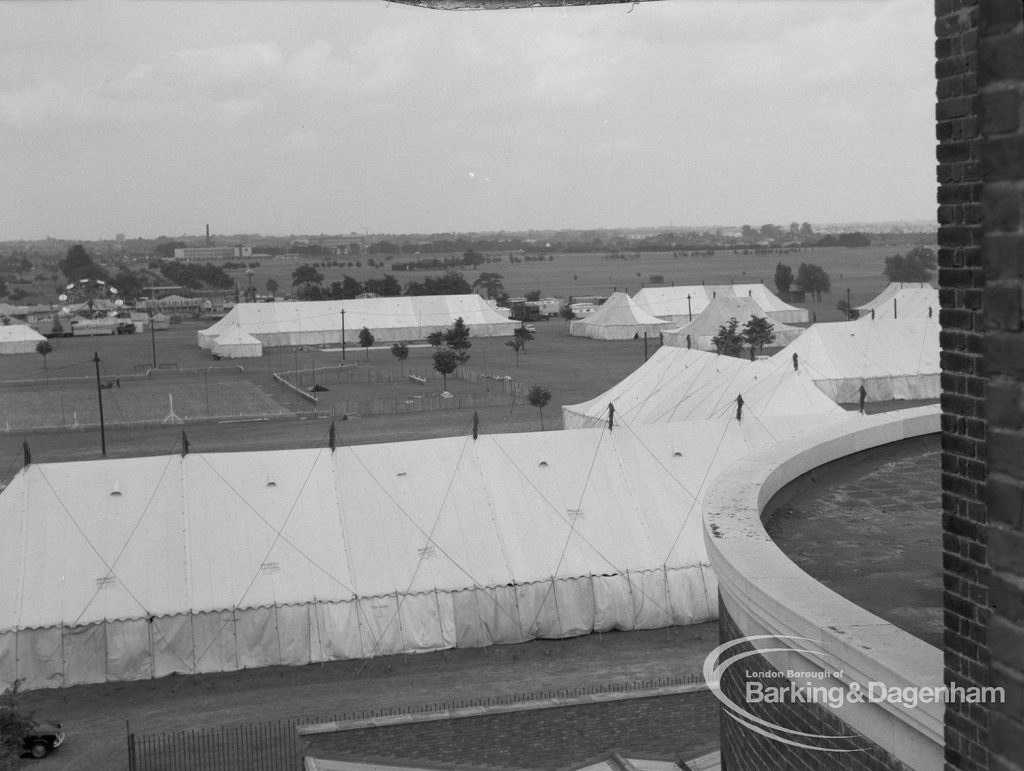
[{"x1": 704, "y1": 405, "x2": 943, "y2": 770}]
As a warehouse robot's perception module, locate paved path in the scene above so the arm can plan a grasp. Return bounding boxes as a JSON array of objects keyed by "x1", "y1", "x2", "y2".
[
  {"x1": 17, "y1": 623, "x2": 719, "y2": 770},
  {"x1": 765, "y1": 435, "x2": 942, "y2": 648}
]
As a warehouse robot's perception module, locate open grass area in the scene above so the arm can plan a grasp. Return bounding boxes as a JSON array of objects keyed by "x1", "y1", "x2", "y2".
[{"x1": 229, "y1": 245, "x2": 927, "y2": 320}]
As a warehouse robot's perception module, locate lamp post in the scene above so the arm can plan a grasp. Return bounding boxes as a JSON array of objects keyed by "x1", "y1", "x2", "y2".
[
  {"x1": 341, "y1": 308, "x2": 346, "y2": 361},
  {"x1": 148, "y1": 310, "x2": 157, "y2": 368},
  {"x1": 93, "y1": 352, "x2": 107, "y2": 457},
  {"x1": 687, "y1": 293, "x2": 692, "y2": 321}
]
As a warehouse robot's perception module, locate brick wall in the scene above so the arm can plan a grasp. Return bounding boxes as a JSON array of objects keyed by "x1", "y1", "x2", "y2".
[
  {"x1": 936, "y1": 0, "x2": 990, "y2": 768},
  {"x1": 979, "y1": 1, "x2": 1024, "y2": 770},
  {"x1": 302, "y1": 689, "x2": 718, "y2": 769},
  {"x1": 717, "y1": 601, "x2": 910, "y2": 771}
]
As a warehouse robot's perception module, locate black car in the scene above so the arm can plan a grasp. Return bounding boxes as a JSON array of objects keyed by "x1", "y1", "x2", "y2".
[{"x1": 22, "y1": 720, "x2": 65, "y2": 759}]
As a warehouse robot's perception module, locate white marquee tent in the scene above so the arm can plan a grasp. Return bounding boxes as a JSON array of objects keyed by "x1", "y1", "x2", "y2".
[
  {"x1": 568, "y1": 292, "x2": 674, "y2": 340},
  {"x1": 772, "y1": 318, "x2": 941, "y2": 403},
  {"x1": 662, "y1": 297, "x2": 805, "y2": 352},
  {"x1": 212, "y1": 327, "x2": 264, "y2": 359},
  {"x1": 0, "y1": 324, "x2": 46, "y2": 355},
  {"x1": 855, "y1": 283, "x2": 938, "y2": 321},
  {"x1": 632, "y1": 284, "x2": 809, "y2": 325},
  {"x1": 198, "y1": 295, "x2": 516, "y2": 349},
  {"x1": 562, "y1": 347, "x2": 847, "y2": 430},
  {"x1": 0, "y1": 418, "x2": 828, "y2": 690}
]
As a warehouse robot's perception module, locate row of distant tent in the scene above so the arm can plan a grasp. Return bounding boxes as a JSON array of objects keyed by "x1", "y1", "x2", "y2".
[{"x1": 568, "y1": 283, "x2": 937, "y2": 343}]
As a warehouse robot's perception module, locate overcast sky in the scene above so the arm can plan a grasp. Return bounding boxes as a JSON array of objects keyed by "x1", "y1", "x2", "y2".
[{"x1": 0, "y1": 0, "x2": 935, "y2": 241}]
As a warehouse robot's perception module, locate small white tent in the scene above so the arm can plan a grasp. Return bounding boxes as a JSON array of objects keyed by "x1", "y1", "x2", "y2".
[
  {"x1": 0, "y1": 416, "x2": 832, "y2": 691},
  {"x1": 855, "y1": 283, "x2": 938, "y2": 321},
  {"x1": 0, "y1": 324, "x2": 46, "y2": 354},
  {"x1": 633, "y1": 284, "x2": 809, "y2": 325},
  {"x1": 662, "y1": 297, "x2": 804, "y2": 352},
  {"x1": 568, "y1": 292, "x2": 673, "y2": 340},
  {"x1": 198, "y1": 295, "x2": 516, "y2": 350},
  {"x1": 562, "y1": 347, "x2": 846, "y2": 429},
  {"x1": 212, "y1": 327, "x2": 263, "y2": 359},
  {"x1": 772, "y1": 318, "x2": 941, "y2": 403}
]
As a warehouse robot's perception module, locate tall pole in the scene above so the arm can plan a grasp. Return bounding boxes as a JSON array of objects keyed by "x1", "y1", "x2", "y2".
[
  {"x1": 687, "y1": 294, "x2": 692, "y2": 321},
  {"x1": 93, "y1": 352, "x2": 107, "y2": 457},
  {"x1": 149, "y1": 311, "x2": 157, "y2": 368},
  {"x1": 341, "y1": 308, "x2": 346, "y2": 361}
]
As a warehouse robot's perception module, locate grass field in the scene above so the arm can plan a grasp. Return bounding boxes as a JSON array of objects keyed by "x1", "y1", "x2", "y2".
[{"x1": 228, "y1": 245, "x2": 928, "y2": 318}]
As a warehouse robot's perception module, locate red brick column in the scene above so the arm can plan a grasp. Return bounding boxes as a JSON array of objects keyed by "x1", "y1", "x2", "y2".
[
  {"x1": 979, "y1": 0, "x2": 1024, "y2": 769},
  {"x1": 937, "y1": 0, "x2": 988, "y2": 768}
]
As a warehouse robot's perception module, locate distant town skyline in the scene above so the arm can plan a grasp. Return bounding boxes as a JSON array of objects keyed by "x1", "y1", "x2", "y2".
[{"x1": 1, "y1": 0, "x2": 935, "y2": 241}]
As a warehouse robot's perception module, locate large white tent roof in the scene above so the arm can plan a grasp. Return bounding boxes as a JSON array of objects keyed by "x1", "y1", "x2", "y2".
[
  {"x1": 0, "y1": 323, "x2": 46, "y2": 354},
  {"x1": 1, "y1": 417, "x2": 829, "y2": 689},
  {"x1": 562, "y1": 347, "x2": 846, "y2": 429},
  {"x1": 855, "y1": 283, "x2": 938, "y2": 320},
  {"x1": 568, "y1": 292, "x2": 674, "y2": 340},
  {"x1": 198, "y1": 295, "x2": 516, "y2": 349},
  {"x1": 771, "y1": 318, "x2": 941, "y2": 403},
  {"x1": 212, "y1": 326, "x2": 264, "y2": 358},
  {"x1": 662, "y1": 297, "x2": 804, "y2": 351},
  {"x1": 632, "y1": 284, "x2": 809, "y2": 325}
]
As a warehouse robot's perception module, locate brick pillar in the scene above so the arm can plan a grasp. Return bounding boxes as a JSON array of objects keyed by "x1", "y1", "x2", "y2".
[
  {"x1": 936, "y1": 0, "x2": 988, "y2": 769},
  {"x1": 979, "y1": 0, "x2": 1024, "y2": 769}
]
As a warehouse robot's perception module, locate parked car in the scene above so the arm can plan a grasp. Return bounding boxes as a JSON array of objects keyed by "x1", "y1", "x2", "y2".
[
  {"x1": 524, "y1": 324, "x2": 537, "y2": 332},
  {"x1": 22, "y1": 719, "x2": 65, "y2": 759}
]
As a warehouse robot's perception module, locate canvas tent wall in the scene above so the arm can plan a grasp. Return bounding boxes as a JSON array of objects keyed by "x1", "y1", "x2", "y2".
[
  {"x1": 562, "y1": 347, "x2": 846, "y2": 430},
  {"x1": 568, "y1": 292, "x2": 673, "y2": 340},
  {"x1": 772, "y1": 318, "x2": 941, "y2": 403},
  {"x1": 0, "y1": 417, "x2": 830, "y2": 691},
  {"x1": 0, "y1": 324, "x2": 46, "y2": 354},
  {"x1": 855, "y1": 283, "x2": 938, "y2": 321},
  {"x1": 197, "y1": 295, "x2": 516, "y2": 350},
  {"x1": 212, "y1": 327, "x2": 263, "y2": 358},
  {"x1": 632, "y1": 284, "x2": 809, "y2": 325},
  {"x1": 661, "y1": 297, "x2": 804, "y2": 352}
]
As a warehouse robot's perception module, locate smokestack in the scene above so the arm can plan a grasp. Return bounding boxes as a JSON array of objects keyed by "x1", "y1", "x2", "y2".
[{"x1": 206, "y1": 224, "x2": 210, "y2": 246}]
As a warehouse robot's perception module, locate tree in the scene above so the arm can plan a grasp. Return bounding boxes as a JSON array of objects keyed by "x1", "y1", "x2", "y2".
[
  {"x1": 405, "y1": 271, "x2": 471, "y2": 296},
  {"x1": 426, "y1": 330, "x2": 444, "y2": 348},
  {"x1": 524, "y1": 289, "x2": 542, "y2": 302},
  {"x1": 472, "y1": 272, "x2": 505, "y2": 299},
  {"x1": 390, "y1": 342, "x2": 409, "y2": 374},
  {"x1": 527, "y1": 385, "x2": 552, "y2": 430},
  {"x1": 505, "y1": 337, "x2": 525, "y2": 365},
  {"x1": 358, "y1": 327, "x2": 375, "y2": 360},
  {"x1": 58, "y1": 244, "x2": 108, "y2": 283},
  {"x1": 0, "y1": 278, "x2": 7, "y2": 299},
  {"x1": 559, "y1": 305, "x2": 576, "y2": 320},
  {"x1": 433, "y1": 349, "x2": 459, "y2": 390},
  {"x1": 1, "y1": 683, "x2": 34, "y2": 768},
  {"x1": 883, "y1": 247, "x2": 937, "y2": 283},
  {"x1": 712, "y1": 318, "x2": 745, "y2": 357},
  {"x1": 742, "y1": 316, "x2": 776, "y2": 357},
  {"x1": 291, "y1": 264, "x2": 324, "y2": 288},
  {"x1": 461, "y1": 249, "x2": 486, "y2": 268},
  {"x1": 444, "y1": 317, "x2": 472, "y2": 364},
  {"x1": 795, "y1": 263, "x2": 831, "y2": 302},
  {"x1": 112, "y1": 269, "x2": 145, "y2": 301},
  {"x1": 266, "y1": 278, "x2": 279, "y2": 296},
  {"x1": 774, "y1": 262, "x2": 794, "y2": 294},
  {"x1": 363, "y1": 275, "x2": 402, "y2": 296},
  {"x1": 513, "y1": 324, "x2": 535, "y2": 351},
  {"x1": 35, "y1": 339, "x2": 53, "y2": 369}
]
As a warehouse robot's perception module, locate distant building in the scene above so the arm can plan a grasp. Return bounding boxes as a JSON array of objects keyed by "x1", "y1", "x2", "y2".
[{"x1": 173, "y1": 246, "x2": 252, "y2": 261}]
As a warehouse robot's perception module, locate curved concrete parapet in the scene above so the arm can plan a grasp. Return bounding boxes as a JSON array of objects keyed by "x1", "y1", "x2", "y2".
[{"x1": 704, "y1": 405, "x2": 942, "y2": 770}]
